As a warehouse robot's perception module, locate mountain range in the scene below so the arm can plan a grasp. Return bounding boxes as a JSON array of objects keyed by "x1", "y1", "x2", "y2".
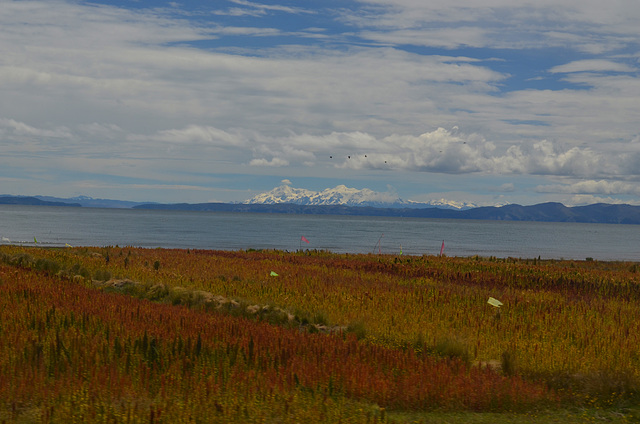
[
  {"x1": 244, "y1": 184, "x2": 477, "y2": 210},
  {"x1": 130, "y1": 201, "x2": 640, "y2": 225},
  {"x1": 2, "y1": 185, "x2": 640, "y2": 224}
]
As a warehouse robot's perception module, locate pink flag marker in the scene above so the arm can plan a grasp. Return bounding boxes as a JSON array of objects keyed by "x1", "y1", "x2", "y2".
[
  {"x1": 299, "y1": 235, "x2": 310, "y2": 251},
  {"x1": 440, "y1": 240, "x2": 445, "y2": 256}
]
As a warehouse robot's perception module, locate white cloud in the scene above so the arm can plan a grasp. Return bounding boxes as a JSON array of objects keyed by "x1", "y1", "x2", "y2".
[
  {"x1": 0, "y1": 119, "x2": 71, "y2": 140},
  {"x1": 142, "y1": 125, "x2": 621, "y2": 181},
  {"x1": 550, "y1": 60, "x2": 636, "y2": 74},
  {"x1": 0, "y1": 2, "x2": 508, "y2": 136},
  {"x1": 150, "y1": 126, "x2": 246, "y2": 147},
  {"x1": 213, "y1": 8, "x2": 265, "y2": 17},
  {"x1": 249, "y1": 158, "x2": 289, "y2": 167},
  {"x1": 567, "y1": 195, "x2": 640, "y2": 206},
  {"x1": 328, "y1": 128, "x2": 615, "y2": 178},
  {"x1": 211, "y1": 26, "x2": 281, "y2": 36},
  {"x1": 4, "y1": 117, "x2": 626, "y2": 182},
  {"x1": 536, "y1": 180, "x2": 640, "y2": 195},
  {"x1": 347, "y1": 1, "x2": 640, "y2": 52},
  {"x1": 229, "y1": 0, "x2": 312, "y2": 15},
  {"x1": 213, "y1": 0, "x2": 314, "y2": 17},
  {"x1": 511, "y1": 140, "x2": 604, "y2": 177},
  {"x1": 500, "y1": 183, "x2": 515, "y2": 192},
  {"x1": 359, "y1": 27, "x2": 490, "y2": 49}
]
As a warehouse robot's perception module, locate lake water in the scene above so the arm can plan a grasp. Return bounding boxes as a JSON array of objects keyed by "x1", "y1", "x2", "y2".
[{"x1": 0, "y1": 205, "x2": 638, "y2": 261}]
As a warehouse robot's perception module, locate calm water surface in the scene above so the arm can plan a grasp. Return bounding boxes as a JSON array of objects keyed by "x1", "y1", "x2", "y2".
[{"x1": 0, "y1": 205, "x2": 637, "y2": 261}]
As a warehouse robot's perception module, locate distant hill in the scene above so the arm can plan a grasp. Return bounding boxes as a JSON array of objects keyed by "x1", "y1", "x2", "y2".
[
  {"x1": 1, "y1": 195, "x2": 150, "y2": 208},
  {"x1": 4, "y1": 192, "x2": 640, "y2": 225},
  {"x1": 34, "y1": 195, "x2": 150, "y2": 209},
  {"x1": 0, "y1": 196, "x2": 80, "y2": 207},
  {"x1": 402, "y1": 202, "x2": 640, "y2": 224},
  {"x1": 133, "y1": 201, "x2": 640, "y2": 225}
]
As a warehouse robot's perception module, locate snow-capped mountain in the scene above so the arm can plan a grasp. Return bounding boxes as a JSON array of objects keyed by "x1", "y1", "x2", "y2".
[
  {"x1": 244, "y1": 184, "x2": 476, "y2": 210},
  {"x1": 245, "y1": 184, "x2": 318, "y2": 205},
  {"x1": 419, "y1": 198, "x2": 478, "y2": 210},
  {"x1": 245, "y1": 184, "x2": 404, "y2": 207}
]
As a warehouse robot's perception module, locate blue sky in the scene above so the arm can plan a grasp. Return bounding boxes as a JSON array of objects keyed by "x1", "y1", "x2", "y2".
[{"x1": 2, "y1": 0, "x2": 640, "y2": 206}]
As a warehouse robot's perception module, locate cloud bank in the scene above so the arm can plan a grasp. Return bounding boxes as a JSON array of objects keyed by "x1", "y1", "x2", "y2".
[{"x1": 1, "y1": 0, "x2": 639, "y2": 205}]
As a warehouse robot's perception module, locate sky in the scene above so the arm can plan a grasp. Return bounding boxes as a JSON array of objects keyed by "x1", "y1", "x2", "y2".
[{"x1": 1, "y1": 0, "x2": 640, "y2": 206}]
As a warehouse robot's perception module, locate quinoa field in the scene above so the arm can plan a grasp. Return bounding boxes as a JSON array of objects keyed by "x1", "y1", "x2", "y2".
[{"x1": 2, "y1": 245, "x2": 640, "y2": 423}]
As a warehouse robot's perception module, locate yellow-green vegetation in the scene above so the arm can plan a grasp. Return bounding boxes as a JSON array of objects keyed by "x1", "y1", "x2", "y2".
[{"x1": 2, "y1": 245, "x2": 640, "y2": 422}]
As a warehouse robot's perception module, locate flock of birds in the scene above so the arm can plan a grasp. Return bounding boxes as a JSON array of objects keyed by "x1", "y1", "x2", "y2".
[
  {"x1": 329, "y1": 146, "x2": 455, "y2": 162},
  {"x1": 329, "y1": 154, "x2": 388, "y2": 163}
]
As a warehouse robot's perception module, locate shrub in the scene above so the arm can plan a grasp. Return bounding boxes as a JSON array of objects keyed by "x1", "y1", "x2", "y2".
[
  {"x1": 432, "y1": 337, "x2": 470, "y2": 364},
  {"x1": 146, "y1": 283, "x2": 169, "y2": 301},
  {"x1": 93, "y1": 269, "x2": 112, "y2": 282},
  {"x1": 69, "y1": 263, "x2": 91, "y2": 280},
  {"x1": 34, "y1": 258, "x2": 61, "y2": 275},
  {"x1": 264, "y1": 307, "x2": 292, "y2": 326},
  {"x1": 501, "y1": 350, "x2": 518, "y2": 376},
  {"x1": 346, "y1": 320, "x2": 367, "y2": 340},
  {"x1": 413, "y1": 332, "x2": 427, "y2": 354},
  {"x1": 10, "y1": 253, "x2": 34, "y2": 267},
  {"x1": 312, "y1": 311, "x2": 329, "y2": 326}
]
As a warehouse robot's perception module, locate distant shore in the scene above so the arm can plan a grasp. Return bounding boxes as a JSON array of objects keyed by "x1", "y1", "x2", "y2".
[{"x1": 4, "y1": 195, "x2": 640, "y2": 225}]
